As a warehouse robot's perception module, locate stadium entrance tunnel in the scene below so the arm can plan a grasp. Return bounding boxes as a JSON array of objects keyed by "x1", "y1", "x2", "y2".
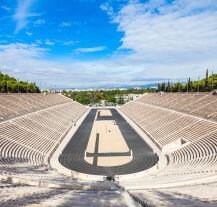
[{"x1": 59, "y1": 108, "x2": 158, "y2": 176}]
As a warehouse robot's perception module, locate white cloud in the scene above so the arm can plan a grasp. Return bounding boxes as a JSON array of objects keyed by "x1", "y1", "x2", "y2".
[
  {"x1": 0, "y1": 43, "x2": 147, "y2": 88},
  {"x1": 1, "y1": 0, "x2": 217, "y2": 89},
  {"x1": 59, "y1": 21, "x2": 71, "y2": 27},
  {"x1": 113, "y1": 0, "x2": 217, "y2": 55},
  {"x1": 35, "y1": 39, "x2": 42, "y2": 45},
  {"x1": 74, "y1": 46, "x2": 106, "y2": 53},
  {"x1": 63, "y1": 41, "x2": 76, "y2": 46},
  {"x1": 100, "y1": 2, "x2": 114, "y2": 16},
  {"x1": 13, "y1": 0, "x2": 40, "y2": 33},
  {"x1": 45, "y1": 40, "x2": 55, "y2": 46},
  {"x1": 33, "y1": 18, "x2": 45, "y2": 25},
  {"x1": 1, "y1": 5, "x2": 11, "y2": 11},
  {"x1": 101, "y1": 0, "x2": 217, "y2": 78},
  {"x1": 0, "y1": 40, "x2": 8, "y2": 44},
  {"x1": 0, "y1": 42, "x2": 215, "y2": 89},
  {"x1": 26, "y1": 31, "x2": 32, "y2": 36},
  {"x1": 0, "y1": 43, "x2": 46, "y2": 58}
]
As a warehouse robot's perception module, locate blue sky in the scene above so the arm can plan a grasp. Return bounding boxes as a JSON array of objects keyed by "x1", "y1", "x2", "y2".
[
  {"x1": 1, "y1": 0, "x2": 123, "y2": 59},
  {"x1": 0, "y1": 0, "x2": 217, "y2": 88}
]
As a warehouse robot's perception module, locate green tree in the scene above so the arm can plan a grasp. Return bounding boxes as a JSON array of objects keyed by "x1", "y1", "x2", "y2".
[
  {"x1": 205, "y1": 68, "x2": 209, "y2": 89},
  {"x1": 0, "y1": 72, "x2": 40, "y2": 93}
]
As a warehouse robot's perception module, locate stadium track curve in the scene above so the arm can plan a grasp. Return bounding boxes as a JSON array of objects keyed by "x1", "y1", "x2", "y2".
[{"x1": 59, "y1": 108, "x2": 158, "y2": 176}]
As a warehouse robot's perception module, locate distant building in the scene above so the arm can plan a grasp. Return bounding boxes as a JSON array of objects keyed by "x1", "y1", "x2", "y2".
[
  {"x1": 115, "y1": 94, "x2": 142, "y2": 103},
  {"x1": 115, "y1": 95, "x2": 129, "y2": 103},
  {"x1": 100, "y1": 100, "x2": 107, "y2": 105},
  {"x1": 128, "y1": 94, "x2": 143, "y2": 101}
]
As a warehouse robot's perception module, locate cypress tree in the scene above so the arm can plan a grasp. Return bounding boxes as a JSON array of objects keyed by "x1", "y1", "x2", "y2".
[
  {"x1": 188, "y1": 77, "x2": 192, "y2": 92},
  {"x1": 205, "y1": 68, "x2": 209, "y2": 89},
  {"x1": 157, "y1": 83, "x2": 161, "y2": 91},
  {"x1": 167, "y1": 80, "x2": 171, "y2": 92}
]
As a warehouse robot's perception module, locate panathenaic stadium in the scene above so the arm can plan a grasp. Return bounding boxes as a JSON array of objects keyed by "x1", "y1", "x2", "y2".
[{"x1": 1, "y1": 92, "x2": 217, "y2": 206}]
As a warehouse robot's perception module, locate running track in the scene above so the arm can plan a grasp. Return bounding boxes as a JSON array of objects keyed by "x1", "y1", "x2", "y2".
[{"x1": 59, "y1": 108, "x2": 158, "y2": 176}]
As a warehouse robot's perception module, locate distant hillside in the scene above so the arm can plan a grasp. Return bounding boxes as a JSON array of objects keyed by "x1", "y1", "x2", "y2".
[{"x1": 0, "y1": 72, "x2": 40, "y2": 93}]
